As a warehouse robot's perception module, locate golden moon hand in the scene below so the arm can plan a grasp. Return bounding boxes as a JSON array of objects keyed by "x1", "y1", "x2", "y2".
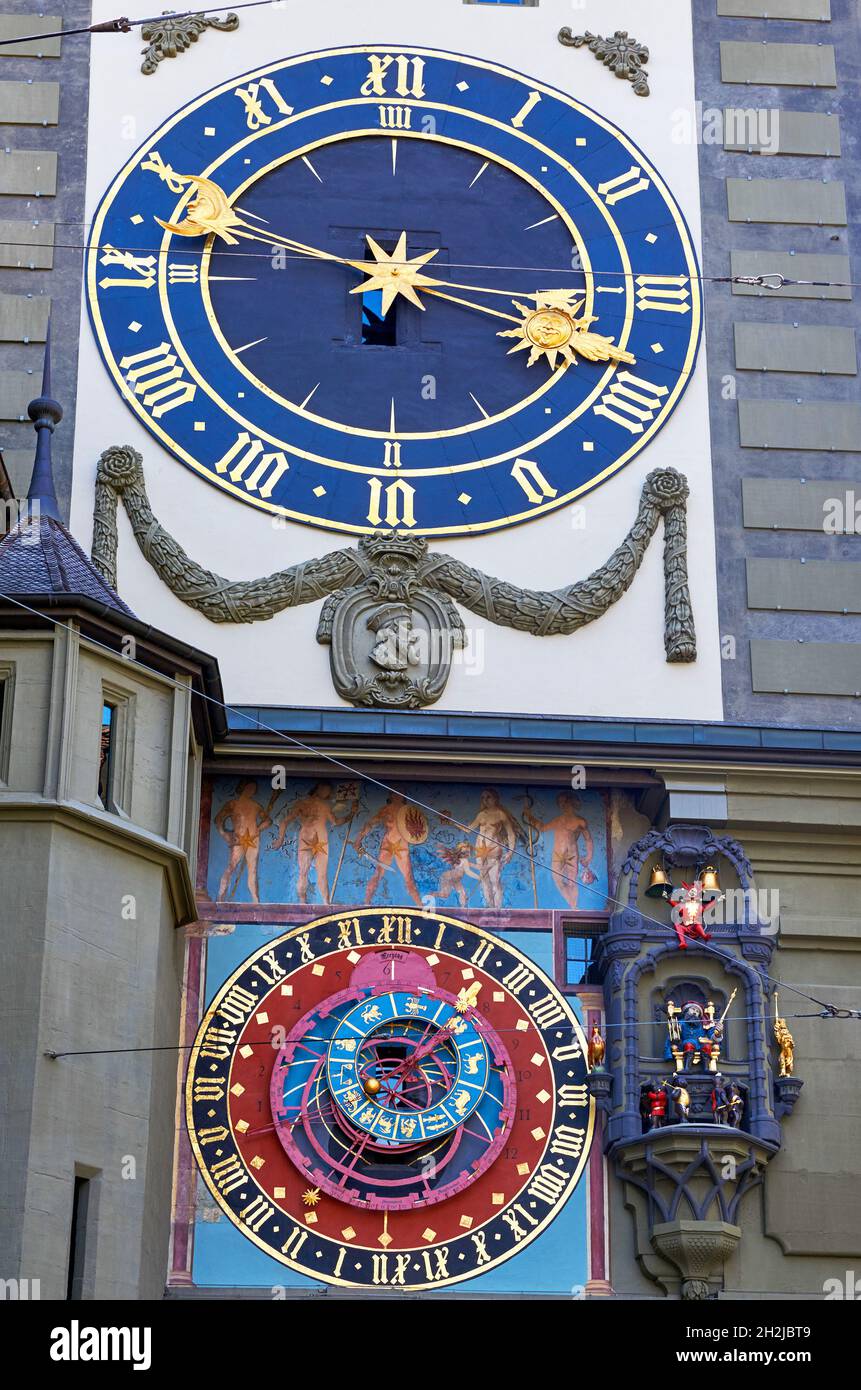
[{"x1": 155, "y1": 174, "x2": 245, "y2": 245}]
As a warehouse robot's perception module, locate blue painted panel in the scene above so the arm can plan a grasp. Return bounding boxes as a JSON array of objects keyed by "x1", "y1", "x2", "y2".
[{"x1": 206, "y1": 774, "x2": 609, "y2": 910}]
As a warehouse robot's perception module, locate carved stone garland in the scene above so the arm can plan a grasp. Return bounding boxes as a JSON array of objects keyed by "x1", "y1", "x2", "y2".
[{"x1": 92, "y1": 445, "x2": 696, "y2": 707}]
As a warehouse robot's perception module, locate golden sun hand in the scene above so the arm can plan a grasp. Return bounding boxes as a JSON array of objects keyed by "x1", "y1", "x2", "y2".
[{"x1": 498, "y1": 292, "x2": 637, "y2": 371}]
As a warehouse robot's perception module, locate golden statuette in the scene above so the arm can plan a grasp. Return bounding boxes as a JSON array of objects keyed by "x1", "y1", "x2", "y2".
[{"x1": 773, "y1": 993, "x2": 795, "y2": 1077}]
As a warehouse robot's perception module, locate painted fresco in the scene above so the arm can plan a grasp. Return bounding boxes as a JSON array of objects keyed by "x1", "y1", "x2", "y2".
[{"x1": 206, "y1": 777, "x2": 608, "y2": 912}]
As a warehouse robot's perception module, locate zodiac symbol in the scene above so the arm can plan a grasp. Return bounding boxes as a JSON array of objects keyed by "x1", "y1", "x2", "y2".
[
  {"x1": 399, "y1": 1117, "x2": 417, "y2": 1138},
  {"x1": 405, "y1": 996, "x2": 423, "y2": 1015},
  {"x1": 336, "y1": 1037, "x2": 357, "y2": 1052},
  {"x1": 342, "y1": 1090, "x2": 360, "y2": 1110},
  {"x1": 361, "y1": 1004, "x2": 382, "y2": 1024},
  {"x1": 452, "y1": 1089, "x2": 471, "y2": 1117},
  {"x1": 464, "y1": 1054, "x2": 482, "y2": 1076}
]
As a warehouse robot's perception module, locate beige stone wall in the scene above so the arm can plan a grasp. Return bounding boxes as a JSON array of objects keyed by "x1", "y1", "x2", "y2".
[{"x1": 0, "y1": 621, "x2": 198, "y2": 1299}]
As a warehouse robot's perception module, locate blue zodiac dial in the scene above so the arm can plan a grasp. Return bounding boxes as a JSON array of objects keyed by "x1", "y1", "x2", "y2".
[
  {"x1": 87, "y1": 46, "x2": 702, "y2": 536},
  {"x1": 326, "y1": 988, "x2": 492, "y2": 1144}
]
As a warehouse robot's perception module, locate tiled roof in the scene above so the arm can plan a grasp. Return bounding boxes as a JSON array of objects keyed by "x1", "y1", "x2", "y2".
[{"x1": 0, "y1": 513, "x2": 135, "y2": 619}]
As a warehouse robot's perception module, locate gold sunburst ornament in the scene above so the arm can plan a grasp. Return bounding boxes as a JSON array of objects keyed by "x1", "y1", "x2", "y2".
[
  {"x1": 498, "y1": 292, "x2": 637, "y2": 371},
  {"x1": 301, "y1": 1187, "x2": 322, "y2": 1208}
]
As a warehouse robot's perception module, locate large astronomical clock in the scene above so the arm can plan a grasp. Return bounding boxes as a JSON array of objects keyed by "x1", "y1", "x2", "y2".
[
  {"x1": 185, "y1": 911, "x2": 593, "y2": 1291},
  {"x1": 87, "y1": 46, "x2": 701, "y2": 537}
]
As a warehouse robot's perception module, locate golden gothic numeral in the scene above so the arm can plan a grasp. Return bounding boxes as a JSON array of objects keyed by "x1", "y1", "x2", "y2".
[
  {"x1": 98, "y1": 245, "x2": 156, "y2": 291},
  {"x1": 593, "y1": 371, "x2": 669, "y2": 435},
  {"x1": 361, "y1": 54, "x2": 426, "y2": 99},
  {"x1": 367, "y1": 477, "x2": 416, "y2": 528},
  {"x1": 511, "y1": 458, "x2": 558, "y2": 506},
  {"x1": 214, "y1": 432, "x2": 290, "y2": 499},
  {"x1": 234, "y1": 76, "x2": 293, "y2": 130},
  {"x1": 378, "y1": 105, "x2": 412, "y2": 130},
  {"x1": 119, "y1": 341, "x2": 196, "y2": 418}
]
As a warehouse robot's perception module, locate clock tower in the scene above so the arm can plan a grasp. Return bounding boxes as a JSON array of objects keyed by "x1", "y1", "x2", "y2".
[{"x1": 1, "y1": 0, "x2": 859, "y2": 1305}]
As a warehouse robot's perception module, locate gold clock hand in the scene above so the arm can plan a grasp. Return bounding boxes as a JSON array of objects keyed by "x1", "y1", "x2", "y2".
[{"x1": 155, "y1": 174, "x2": 634, "y2": 369}]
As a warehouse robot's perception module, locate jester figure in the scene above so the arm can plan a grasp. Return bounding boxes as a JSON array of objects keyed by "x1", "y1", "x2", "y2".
[{"x1": 668, "y1": 879, "x2": 712, "y2": 949}]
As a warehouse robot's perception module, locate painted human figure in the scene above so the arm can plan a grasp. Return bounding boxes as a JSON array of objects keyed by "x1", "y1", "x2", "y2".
[
  {"x1": 641, "y1": 1079, "x2": 668, "y2": 1131},
  {"x1": 725, "y1": 1080, "x2": 745, "y2": 1128},
  {"x1": 215, "y1": 780, "x2": 272, "y2": 904},
  {"x1": 435, "y1": 840, "x2": 480, "y2": 908},
  {"x1": 354, "y1": 793, "x2": 423, "y2": 906},
  {"x1": 524, "y1": 791, "x2": 595, "y2": 908},
  {"x1": 710, "y1": 1074, "x2": 730, "y2": 1125},
  {"x1": 468, "y1": 788, "x2": 521, "y2": 909},
  {"x1": 666, "y1": 1001, "x2": 719, "y2": 1072},
  {"x1": 668, "y1": 880, "x2": 713, "y2": 949},
  {"x1": 270, "y1": 782, "x2": 358, "y2": 904},
  {"x1": 665, "y1": 1077, "x2": 691, "y2": 1123}
]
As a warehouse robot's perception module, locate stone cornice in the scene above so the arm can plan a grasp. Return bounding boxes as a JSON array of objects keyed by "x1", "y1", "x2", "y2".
[{"x1": 0, "y1": 796, "x2": 196, "y2": 924}]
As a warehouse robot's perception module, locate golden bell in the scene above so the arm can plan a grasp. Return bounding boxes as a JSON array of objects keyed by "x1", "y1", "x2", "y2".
[
  {"x1": 645, "y1": 863, "x2": 672, "y2": 899},
  {"x1": 700, "y1": 865, "x2": 721, "y2": 897}
]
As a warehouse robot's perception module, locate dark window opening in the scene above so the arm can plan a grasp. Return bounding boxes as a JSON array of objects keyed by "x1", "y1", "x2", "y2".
[
  {"x1": 0, "y1": 679, "x2": 5, "y2": 737},
  {"x1": 66, "y1": 1175, "x2": 90, "y2": 1300},
  {"x1": 97, "y1": 701, "x2": 117, "y2": 809},
  {"x1": 361, "y1": 285, "x2": 398, "y2": 346},
  {"x1": 564, "y1": 929, "x2": 594, "y2": 986}
]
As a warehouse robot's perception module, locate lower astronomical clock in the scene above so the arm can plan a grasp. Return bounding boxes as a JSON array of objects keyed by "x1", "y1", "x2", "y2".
[{"x1": 186, "y1": 910, "x2": 594, "y2": 1290}]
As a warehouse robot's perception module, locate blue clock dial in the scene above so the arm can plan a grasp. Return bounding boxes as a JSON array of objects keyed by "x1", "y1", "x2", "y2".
[
  {"x1": 87, "y1": 46, "x2": 702, "y2": 537},
  {"x1": 206, "y1": 136, "x2": 578, "y2": 433}
]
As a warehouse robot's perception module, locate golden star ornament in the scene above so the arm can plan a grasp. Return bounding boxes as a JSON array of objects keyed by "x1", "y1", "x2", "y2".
[{"x1": 348, "y1": 231, "x2": 442, "y2": 315}]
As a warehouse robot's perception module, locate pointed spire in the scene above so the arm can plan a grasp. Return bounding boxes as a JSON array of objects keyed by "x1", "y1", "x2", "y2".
[{"x1": 26, "y1": 317, "x2": 63, "y2": 522}]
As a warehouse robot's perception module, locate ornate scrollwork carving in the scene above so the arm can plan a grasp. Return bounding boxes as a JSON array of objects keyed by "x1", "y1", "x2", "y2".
[
  {"x1": 92, "y1": 445, "x2": 696, "y2": 706},
  {"x1": 558, "y1": 28, "x2": 651, "y2": 97},
  {"x1": 140, "y1": 11, "x2": 239, "y2": 76}
]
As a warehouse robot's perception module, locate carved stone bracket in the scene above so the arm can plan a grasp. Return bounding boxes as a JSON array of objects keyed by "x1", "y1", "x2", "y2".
[
  {"x1": 92, "y1": 445, "x2": 696, "y2": 707},
  {"x1": 613, "y1": 1129, "x2": 776, "y2": 1297},
  {"x1": 558, "y1": 29, "x2": 651, "y2": 97},
  {"x1": 140, "y1": 12, "x2": 239, "y2": 76}
]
